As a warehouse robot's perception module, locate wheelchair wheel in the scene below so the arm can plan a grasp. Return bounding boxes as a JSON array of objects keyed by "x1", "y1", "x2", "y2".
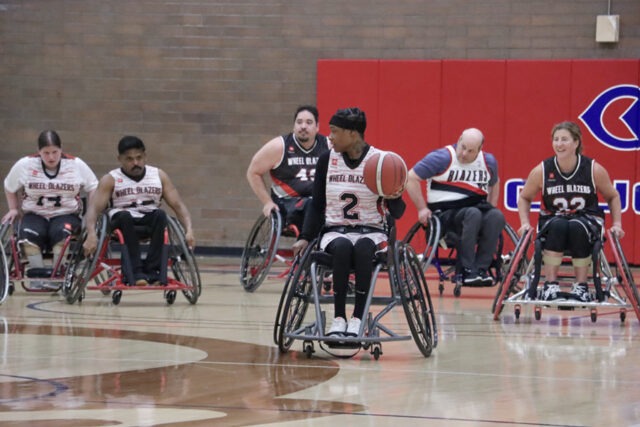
[
  {"x1": 275, "y1": 243, "x2": 313, "y2": 353},
  {"x1": 491, "y1": 226, "x2": 529, "y2": 314},
  {"x1": 166, "y1": 216, "x2": 201, "y2": 304},
  {"x1": 609, "y1": 231, "x2": 640, "y2": 322},
  {"x1": 402, "y1": 217, "x2": 441, "y2": 272},
  {"x1": 63, "y1": 215, "x2": 108, "y2": 304},
  {"x1": 492, "y1": 228, "x2": 534, "y2": 319},
  {"x1": 273, "y1": 249, "x2": 302, "y2": 345},
  {"x1": 0, "y1": 222, "x2": 15, "y2": 303},
  {"x1": 0, "y1": 224, "x2": 10, "y2": 304},
  {"x1": 393, "y1": 241, "x2": 436, "y2": 358},
  {"x1": 240, "y1": 210, "x2": 282, "y2": 292}
]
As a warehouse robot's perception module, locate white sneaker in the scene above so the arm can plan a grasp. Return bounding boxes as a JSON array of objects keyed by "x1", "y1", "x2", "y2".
[
  {"x1": 346, "y1": 317, "x2": 362, "y2": 337},
  {"x1": 327, "y1": 317, "x2": 347, "y2": 336}
]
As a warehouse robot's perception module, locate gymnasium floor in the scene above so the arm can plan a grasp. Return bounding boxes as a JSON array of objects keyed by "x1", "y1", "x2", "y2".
[{"x1": 1, "y1": 257, "x2": 639, "y2": 427}]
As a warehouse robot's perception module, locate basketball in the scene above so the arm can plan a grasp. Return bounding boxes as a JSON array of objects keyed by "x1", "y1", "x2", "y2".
[{"x1": 363, "y1": 151, "x2": 408, "y2": 197}]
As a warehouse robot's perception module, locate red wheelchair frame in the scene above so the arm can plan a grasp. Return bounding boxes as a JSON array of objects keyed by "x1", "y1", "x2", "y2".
[
  {"x1": 0, "y1": 220, "x2": 78, "y2": 295},
  {"x1": 62, "y1": 212, "x2": 201, "y2": 306}
]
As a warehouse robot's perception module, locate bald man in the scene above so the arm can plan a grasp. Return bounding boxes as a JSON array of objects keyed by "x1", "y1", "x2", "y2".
[{"x1": 405, "y1": 128, "x2": 505, "y2": 286}]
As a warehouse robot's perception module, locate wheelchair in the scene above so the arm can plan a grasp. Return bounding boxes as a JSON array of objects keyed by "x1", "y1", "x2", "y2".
[
  {"x1": 273, "y1": 223, "x2": 437, "y2": 360},
  {"x1": 62, "y1": 212, "x2": 201, "y2": 306},
  {"x1": 0, "y1": 220, "x2": 80, "y2": 296},
  {"x1": 403, "y1": 215, "x2": 519, "y2": 297},
  {"x1": 492, "y1": 227, "x2": 640, "y2": 324},
  {"x1": 240, "y1": 209, "x2": 299, "y2": 292},
  {"x1": 0, "y1": 226, "x2": 9, "y2": 305}
]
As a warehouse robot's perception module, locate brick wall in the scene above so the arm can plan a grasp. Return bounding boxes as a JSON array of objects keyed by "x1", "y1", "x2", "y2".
[{"x1": 1, "y1": 0, "x2": 638, "y2": 251}]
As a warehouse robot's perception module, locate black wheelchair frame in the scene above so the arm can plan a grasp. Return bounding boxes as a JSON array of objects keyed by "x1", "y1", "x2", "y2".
[
  {"x1": 403, "y1": 215, "x2": 519, "y2": 297},
  {"x1": 240, "y1": 209, "x2": 299, "y2": 292},
  {"x1": 273, "y1": 224, "x2": 437, "y2": 360}
]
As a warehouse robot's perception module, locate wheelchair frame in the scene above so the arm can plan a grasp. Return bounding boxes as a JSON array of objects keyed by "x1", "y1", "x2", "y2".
[
  {"x1": 239, "y1": 209, "x2": 298, "y2": 292},
  {"x1": 0, "y1": 220, "x2": 79, "y2": 296},
  {"x1": 492, "y1": 228, "x2": 640, "y2": 324},
  {"x1": 273, "y1": 228, "x2": 438, "y2": 360},
  {"x1": 62, "y1": 212, "x2": 201, "y2": 306},
  {"x1": 403, "y1": 215, "x2": 519, "y2": 297}
]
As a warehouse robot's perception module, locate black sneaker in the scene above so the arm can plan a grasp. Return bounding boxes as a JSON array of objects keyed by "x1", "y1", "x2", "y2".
[
  {"x1": 462, "y1": 268, "x2": 481, "y2": 286},
  {"x1": 478, "y1": 269, "x2": 493, "y2": 286},
  {"x1": 542, "y1": 281, "x2": 561, "y2": 301},
  {"x1": 570, "y1": 282, "x2": 591, "y2": 302}
]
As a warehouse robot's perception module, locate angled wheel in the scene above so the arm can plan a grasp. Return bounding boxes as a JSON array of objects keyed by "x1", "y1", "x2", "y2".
[
  {"x1": 393, "y1": 241, "x2": 436, "y2": 358},
  {"x1": 275, "y1": 241, "x2": 314, "y2": 353},
  {"x1": 63, "y1": 214, "x2": 107, "y2": 304},
  {"x1": 491, "y1": 227, "x2": 528, "y2": 314},
  {"x1": 273, "y1": 249, "x2": 303, "y2": 345},
  {"x1": 0, "y1": 223, "x2": 10, "y2": 304},
  {"x1": 0, "y1": 222, "x2": 16, "y2": 302},
  {"x1": 240, "y1": 210, "x2": 282, "y2": 292},
  {"x1": 492, "y1": 228, "x2": 534, "y2": 319},
  {"x1": 167, "y1": 216, "x2": 201, "y2": 304},
  {"x1": 402, "y1": 217, "x2": 441, "y2": 273},
  {"x1": 608, "y1": 231, "x2": 640, "y2": 323},
  {"x1": 490, "y1": 223, "x2": 520, "y2": 284}
]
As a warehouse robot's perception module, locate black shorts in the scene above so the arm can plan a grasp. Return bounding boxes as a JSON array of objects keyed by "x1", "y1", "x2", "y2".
[
  {"x1": 18, "y1": 213, "x2": 81, "y2": 251},
  {"x1": 538, "y1": 214, "x2": 602, "y2": 258},
  {"x1": 274, "y1": 196, "x2": 309, "y2": 229}
]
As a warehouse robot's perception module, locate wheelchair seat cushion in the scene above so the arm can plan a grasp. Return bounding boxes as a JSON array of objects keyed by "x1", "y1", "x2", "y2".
[{"x1": 311, "y1": 249, "x2": 388, "y2": 268}]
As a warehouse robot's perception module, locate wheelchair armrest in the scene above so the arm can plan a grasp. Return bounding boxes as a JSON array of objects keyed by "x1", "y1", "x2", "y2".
[
  {"x1": 311, "y1": 251, "x2": 333, "y2": 268},
  {"x1": 310, "y1": 249, "x2": 389, "y2": 268}
]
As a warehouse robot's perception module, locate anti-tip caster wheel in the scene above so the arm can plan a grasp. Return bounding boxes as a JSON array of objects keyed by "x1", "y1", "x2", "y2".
[
  {"x1": 112, "y1": 290, "x2": 122, "y2": 305},
  {"x1": 453, "y1": 284, "x2": 462, "y2": 298},
  {"x1": 372, "y1": 344, "x2": 382, "y2": 360},
  {"x1": 166, "y1": 290, "x2": 176, "y2": 305},
  {"x1": 534, "y1": 306, "x2": 541, "y2": 321},
  {"x1": 303, "y1": 341, "x2": 314, "y2": 358}
]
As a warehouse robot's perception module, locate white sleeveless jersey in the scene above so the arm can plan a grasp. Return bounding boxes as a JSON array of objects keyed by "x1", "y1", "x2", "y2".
[
  {"x1": 108, "y1": 166, "x2": 163, "y2": 219},
  {"x1": 325, "y1": 147, "x2": 384, "y2": 229},
  {"x1": 3, "y1": 154, "x2": 98, "y2": 219},
  {"x1": 427, "y1": 145, "x2": 491, "y2": 209}
]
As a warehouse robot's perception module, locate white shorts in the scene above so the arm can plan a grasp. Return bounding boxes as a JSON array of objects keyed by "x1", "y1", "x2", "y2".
[{"x1": 320, "y1": 231, "x2": 388, "y2": 251}]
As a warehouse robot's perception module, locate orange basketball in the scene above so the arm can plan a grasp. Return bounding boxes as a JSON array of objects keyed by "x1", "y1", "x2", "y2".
[{"x1": 363, "y1": 151, "x2": 408, "y2": 197}]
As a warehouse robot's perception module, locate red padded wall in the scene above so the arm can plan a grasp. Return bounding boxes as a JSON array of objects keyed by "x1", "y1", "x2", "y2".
[
  {"x1": 572, "y1": 60, "x2": 640, "y2": 261},
  {"x1": 317, "y1": 59, "x2": 640, "y2": 263}
]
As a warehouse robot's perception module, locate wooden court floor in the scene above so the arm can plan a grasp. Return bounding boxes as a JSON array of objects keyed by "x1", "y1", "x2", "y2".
[{"x1": 1, "y1": 257, "x2": 639, "y2": 427}]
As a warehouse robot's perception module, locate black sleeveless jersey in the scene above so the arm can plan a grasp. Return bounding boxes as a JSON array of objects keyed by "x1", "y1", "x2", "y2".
[
  {"x1": 540, "y1": 155, "x2": 603, "y2": 218},
  {"x1": 270, "y1": 133, "x2": 329, "y2": 199}
]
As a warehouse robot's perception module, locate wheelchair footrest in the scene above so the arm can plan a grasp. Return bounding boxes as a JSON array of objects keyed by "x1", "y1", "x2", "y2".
[
  {"x1": 461, "y1": 282, "x2": 495, "y2": 288},
  {"x1": 26, "y1": 267, "x2": 55, "y2": 278},
  {"x1": 325, "y1": 340, "x2": 362, "y2": 349}
]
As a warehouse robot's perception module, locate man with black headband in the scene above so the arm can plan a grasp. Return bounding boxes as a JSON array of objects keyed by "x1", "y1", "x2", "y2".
[
  {"x1": 247, "y1": 105, "x2": 329, "y2": 231},
  {"x1": 405, "y1": 128, "x2": 505, "y2": 287},
  {"x1": 83, "y1": 136, "x2": 194, "y2": 286},
  {"x1": 293, "y1": 107, "x2": 405, "y2": 338}
]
